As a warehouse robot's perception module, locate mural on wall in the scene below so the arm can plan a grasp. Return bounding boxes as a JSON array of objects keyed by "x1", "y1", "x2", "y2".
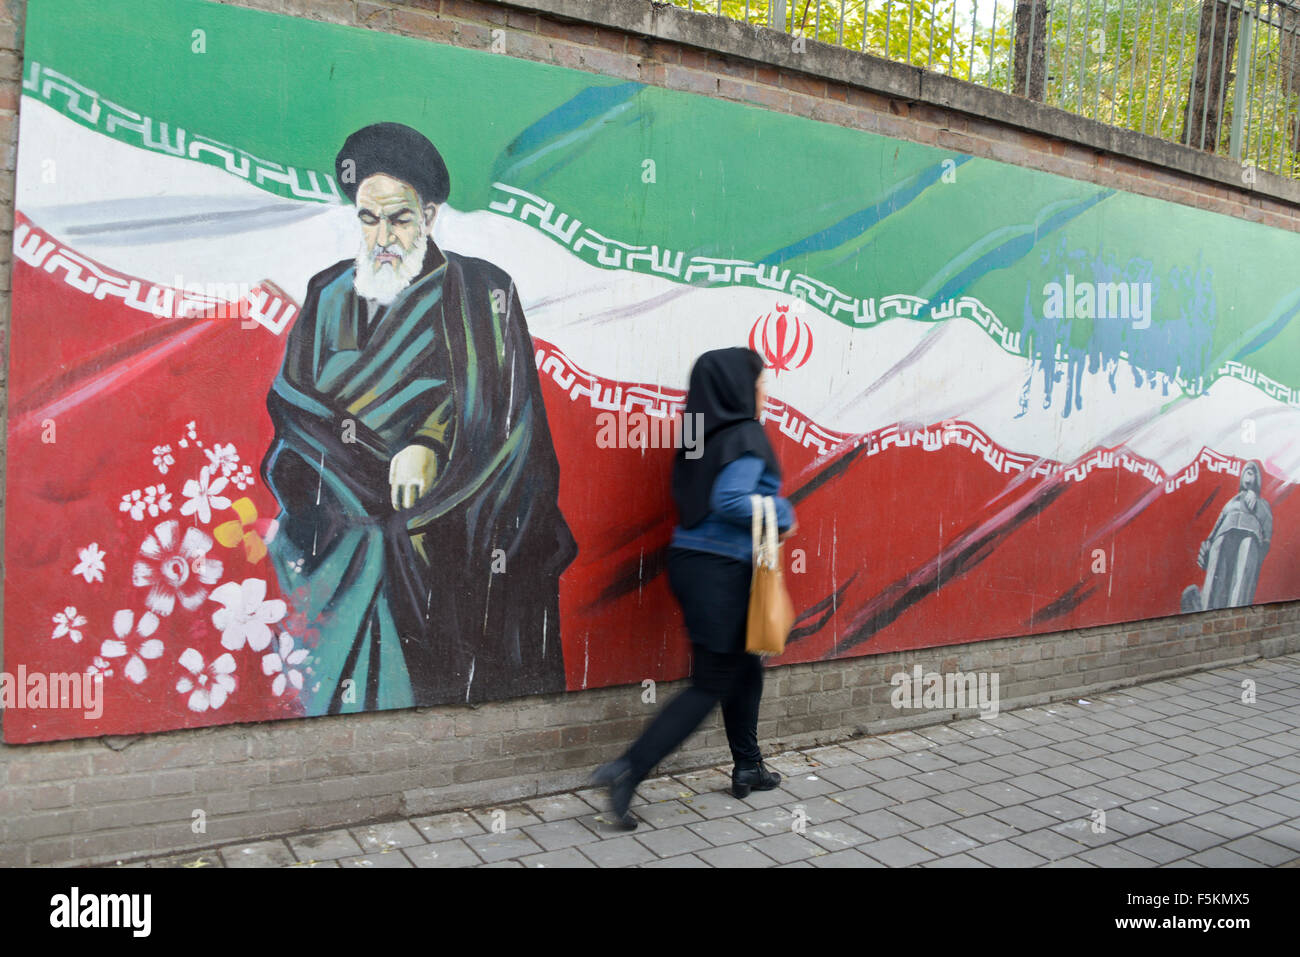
[{"x1": 5, "y1": 0, "x2": 1300, "y2": 742}]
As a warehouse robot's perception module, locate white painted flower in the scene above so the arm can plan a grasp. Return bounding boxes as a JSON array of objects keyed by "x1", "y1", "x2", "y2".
[
  {"x1": 231, "y1": 464, "x2": 256, "y2": 491},
  {"x1": 119, "y1": 485, "x2": 172, "y2": 521},
  {"x1": 175, "y1": 648, "x2": 236, "y2": 712},
  {"x1": 152, "y1": 444, "x2": 175, "y2": 475},
  {"x1": 100, "y1": 609, "x2": 164, "y2": 684},
  {"x1": 210, "y1": 578, "x2": 287, "y2": 652},
  {"x1": 262, "y1": 633, "x2": 309, "y2": 697},
  {"x1": 51, "y1": 606, "x2": 87, "y2": 643},
  {"x1": 132, "y1": 520, "x2": 223, "y2": 617},
  {"x1": 72, "y1": 543, "x2": 107, "y2": 583},
  {"x1": 180, "y1": 466, "x2": 231, "y2": 524},
  {"x1": 204, "y1": 442, "x2": 240, "y2": 477},
  {"x1": 86, "y1": 657, "x2": 113, "y2": 680}
]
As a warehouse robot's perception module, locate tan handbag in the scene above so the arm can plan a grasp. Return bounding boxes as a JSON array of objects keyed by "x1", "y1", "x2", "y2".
[{"x1": 745, "y1": 495, "x2": 795, "y2": 656}]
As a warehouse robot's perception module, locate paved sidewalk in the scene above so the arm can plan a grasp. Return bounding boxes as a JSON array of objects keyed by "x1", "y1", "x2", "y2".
[{"x1": 127, "y1": 654, "x2": 1300, "y2": 868}]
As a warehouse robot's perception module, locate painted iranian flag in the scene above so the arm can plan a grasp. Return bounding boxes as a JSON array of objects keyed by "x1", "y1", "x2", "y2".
[{"x1": 7, "y1": 0, "x2": 1300, "y2": 741}]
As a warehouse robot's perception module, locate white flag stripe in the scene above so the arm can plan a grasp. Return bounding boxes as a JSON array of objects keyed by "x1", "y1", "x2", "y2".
[{"x1": 18, "y1": 96, "x2": 1300, "y2": 484}]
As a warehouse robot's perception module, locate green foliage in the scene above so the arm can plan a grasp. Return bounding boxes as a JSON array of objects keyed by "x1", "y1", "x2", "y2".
[{"x1": 668, "y1": 0, "x2": 1300, "y2": 175}]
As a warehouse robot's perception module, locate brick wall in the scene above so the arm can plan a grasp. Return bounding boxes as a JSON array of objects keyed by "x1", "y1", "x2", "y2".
[{"x1": 1, "y1": 0, "x2": 1298, "y2": 867}]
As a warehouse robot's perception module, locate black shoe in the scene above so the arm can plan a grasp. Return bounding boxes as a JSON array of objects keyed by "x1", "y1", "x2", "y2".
[
  {"x1": 731, "y1": 760, "x2": 781, "y2": 798},
  {"x1": 590, "y1": 757, "x2": 639, "y2": 830}
]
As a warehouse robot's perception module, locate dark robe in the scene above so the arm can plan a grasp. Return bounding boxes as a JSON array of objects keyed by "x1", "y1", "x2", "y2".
[
  {"x1": 261, "y1": 242, "x2": 576, "y2": 713},
  {"x1": 1182, "y1": 463, "x2": 1272, "y2": 612}
]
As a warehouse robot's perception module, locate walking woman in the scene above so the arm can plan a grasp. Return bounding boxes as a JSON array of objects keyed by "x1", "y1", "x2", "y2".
[{"x1": 591, "y1": 347, "x2": 797, "y2": 830}]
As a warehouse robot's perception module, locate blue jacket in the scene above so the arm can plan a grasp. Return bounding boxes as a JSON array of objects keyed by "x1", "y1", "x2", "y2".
[{"x1": 670, "y1": 453, "x2": 795, "y2": 563}]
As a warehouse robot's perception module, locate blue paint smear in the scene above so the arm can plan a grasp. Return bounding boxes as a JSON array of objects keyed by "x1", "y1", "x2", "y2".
[
  {"x1": 492, "y1": 81, "x2": 645, "y2": 185},
  {"x1": 1019, "y1": 236, "x2": 1217, "y2": 420},
  {"x1": 759, "y1": 156, "x2": 975, "y2": 266}
]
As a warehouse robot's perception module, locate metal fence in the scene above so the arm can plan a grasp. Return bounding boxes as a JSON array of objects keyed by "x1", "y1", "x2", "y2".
[{"x1": 670, "y1": 0, "x2": 1300, "y2": 178}]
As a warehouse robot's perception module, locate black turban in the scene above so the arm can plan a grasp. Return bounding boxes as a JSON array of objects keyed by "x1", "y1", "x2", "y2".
[{"x1": 335, "y1": 122, "x2": 451, "y2": 206}]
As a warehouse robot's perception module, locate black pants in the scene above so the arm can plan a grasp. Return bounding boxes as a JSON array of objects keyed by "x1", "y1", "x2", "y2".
[{"x1": 624, "y1": 548, "x2": 764, "y2": 780}]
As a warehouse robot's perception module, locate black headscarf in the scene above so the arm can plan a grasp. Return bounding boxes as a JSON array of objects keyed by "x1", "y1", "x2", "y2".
[{"x1": 671, "y1": 347, "x2": 781, "y2": 529}]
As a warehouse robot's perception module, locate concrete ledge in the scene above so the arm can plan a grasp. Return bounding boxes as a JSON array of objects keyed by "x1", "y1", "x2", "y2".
[{"x1": 495, "y1": 0, "x2": 1300, "y2": 208}]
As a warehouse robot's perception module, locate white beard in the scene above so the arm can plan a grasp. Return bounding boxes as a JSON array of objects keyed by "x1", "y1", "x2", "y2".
[{"x1": 353, "y1": 231, "x2": 429, "y2": 306}]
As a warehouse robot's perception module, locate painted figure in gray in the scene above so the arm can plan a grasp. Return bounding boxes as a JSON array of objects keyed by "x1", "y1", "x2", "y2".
[{"x1": 1182, "y1": 460, "x2": 1272, "y2": 611}]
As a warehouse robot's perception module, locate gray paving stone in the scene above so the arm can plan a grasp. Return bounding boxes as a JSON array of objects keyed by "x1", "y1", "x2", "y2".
[
  {"x1": 948, "y1": 762, "x2": 1009, "y2": 785},
  {"x1": 641, "y1": 853, "x2": 711, "y2": 868},
  {"x1": 1019, "y1": 746, "x2": 1078, "y2": 768},
  {"x1": 222, "y1": 840, "x2": 297, "y2": 868},
  {"x1": 907, "y1": 824, "x2": 980, "y2": 856},
  {"x1": 1247, "y1": 763, "x2": 1300, "y2": 788},
  {"x1": 846, "y1": 808, "x2": 920, "y2": 840},
  {"x1": 892, "y1": 798, "x2": 962, "y2": 827},
  {"x1": 1114, "y1": 833, "x2": 1192, "y2": 865},
  {"x1": 404, "y1": 839, "x2": 482, "y2": 868},
  {"x1": 803, "y1": 745, "x2": 868, "y2": 767},
  {"x1": 1041, "y1": 856, "x2": 1097, "y2": 867},
  {"x1": 915, "y1": 726, "x2": 974, "y2": 746},
  {"x1": 632, "y1": 799, "x2": 707, "y2": 829},
  {"x1": 836, "y1": 785, "x2": 896, "y2": 814},
  {"x1": 679, "y1": 789, "x2": 752, "y2": 818},
  {"x1": 1099, "y1": 776, "x2": 1163, "y2": 801},
  {"x1": 922, "y1": 852, "x2": 991, "y2": 867},
  {"x1": 1106, "y1": 727, "x2": 1163, "y2": 747},
  {"x1": 967, "y1": 736, "x2": 1022, "y2": 757},
  {"x1": 802, "y1": 819, "x2": 872, "y2": 853},
  {"x1": 1255, "y1": 824, "x2": 1300, "y2": 853},
  {"x1": 1125, "y1": 768, "x2": 1198, "y2": 793},
  {"x1": 1107, "y1": 750, "x2": 1165, "y2": 772},
  {"x1": 578, "y1": 835, "x2": 658, "y2": 867},
  {"x1": 1188, "y1": 780, "x2": 1255, "y2": 804},
  {"x1": 1222, "y1": 772, "x2": 1280, "y2": 797},
  {"x1": 1026, "y1": 794, "x2": 1093, "y2": 821},
  {"x1": 841, "y1": 737, "x2": 906, "y2": 760},
  {"x1": 1150, "y1": 822, "x2": 1227, "y2": 853},
  {"x1": 1062, "y1": 785, "x2": 1129, "y2": 810},
  {"x1": 984, "y1": 754, "x2": 1045, "y2": 777},
  {"x1": 1005, "y1": 772, "x2": 1072, "y2": 798},
  {"x1": 288, "y1": 829, "x2": 364, "y2": 862},
  {"x1": 931, "y1": 743, "x2": 992, "y2": 764},
  {"x1": 932, "y1": 788, "x2": 1001, "y2": 817},
  {"x1": 809, "y1": 848, "x2": 883, "y2": 867},
  {"x1": 1120, "y1": 799, "x2": 1192, "y2": 825},
  {"x1": 469, "y1": 805, "x2": 542, "y2": 831},
  {"x1": 897, "y1": 751, "x2": 957, "y2": 773},
  {"x1": 1078, "y1": 844, "x2": 1157, "y2": 867},
  {"x1": 774, "y1": 773, "x2": 841, "y2": 799},
  {"x1": 339, "y1": 850, "x2": 414, "y2": 868},
  {"x1": 877, "y1": 730, "x2": 940, "y2": 752},
  {"x1": 410, "y1": 810, "x2": 485, "y2": 844},
  {"x1": 987, "y1": 804, "x2": 1058, "y2": 831},
  {"x1": 1184, "y1": 752, "x2": 1250, "y2": 775},
  {"x1": 861, "y1": 835, "x2": 935, "y2": 867},
  {"x1": 915, "y1": 769, "x2": 981, "y2": 793},
  {"x1": 351, "y1": 820, "x2": 425, "y2": 853},
  {"x1": 749, "y1": 831, "x2": 822, "y2": 864},
  {"x1": 858, "y1": 756, "x2": 919, "y2": 780},
  {"x1": 1185, "y1": 811, "x2": 1258, "y2": 840},
  {"x1": 1008, "y1": 828, "x2": 1086, "y2": 861},
  {"x1": 815, "y1": 763, "x2": 879, "y2": 790},
  {"x1": 635, "y1": 825, "x2": 711, "y2": 859},
  {"x1": 1156, "y1": 788, "x2": 1224, "y2": 815},
  {"x1": 969, "y1": 840, "x2": 1048, "y2": 867},
  {"x1": 948, "y1": 812, "x2": 1021, "y2": 843},
  {"x1": 518, "y1": 847, "x2": 598, "y2": 868},
  {"x1": 696, "y1": 842, "x2": 777, "y2": 868},
  {"x1": 1224, "y1": 835, "x2": 1297, "y2": 865},
  {"x1": 873, "y1": 777, "x2": 940, "y2": 802},
  {"x1": 523, "y1": 818, "x2": 602, "y2": 851},
  {"x1": 465, "y1": 829, "x2": 545, "y2": 863},
  {"x1": 673, "y1": 767, "x2": 734, "y2": 794},
  {"x1": 526, "y1": 793, "x2": 600, "y2": 822},
  {"x1": 970, "y1": 781, "x2": 1040, "y2": 806},
  {"x1": 1050, "y1": 816, "x2": 1123, "y2": 847},
  {"x1": 1186, "y1": 846, "x2": 1265, "y2": 867},
  {"x1": 1211, "y1": 800, "x2": 1284, "y2": 832},
  {"x1": 687, "y1": 816, "x2": 765, "y2": 847}
]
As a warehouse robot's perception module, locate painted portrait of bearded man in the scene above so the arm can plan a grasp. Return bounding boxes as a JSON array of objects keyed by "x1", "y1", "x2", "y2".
[{"x1": 260, "y1": 122, "x2": 576, "y2": 714}]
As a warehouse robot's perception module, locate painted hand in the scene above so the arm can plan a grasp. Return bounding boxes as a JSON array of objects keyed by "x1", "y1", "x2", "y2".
[{"x1": 390, "y1": 445, "x2": 437, "y2": 510}]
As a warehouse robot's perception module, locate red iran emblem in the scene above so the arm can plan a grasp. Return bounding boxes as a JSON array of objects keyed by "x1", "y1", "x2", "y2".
[{"x1": 749, "y1": 303, "x2": 813, "y2": 376}]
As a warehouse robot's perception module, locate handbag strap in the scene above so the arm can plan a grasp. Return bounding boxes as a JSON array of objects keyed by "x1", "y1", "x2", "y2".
[
  {"x1": 750, "y1": 494, "x2": 762, "y2": 566},
  {"x1": 763, "y1": 496, "x2": 779, "y2": 565}
]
